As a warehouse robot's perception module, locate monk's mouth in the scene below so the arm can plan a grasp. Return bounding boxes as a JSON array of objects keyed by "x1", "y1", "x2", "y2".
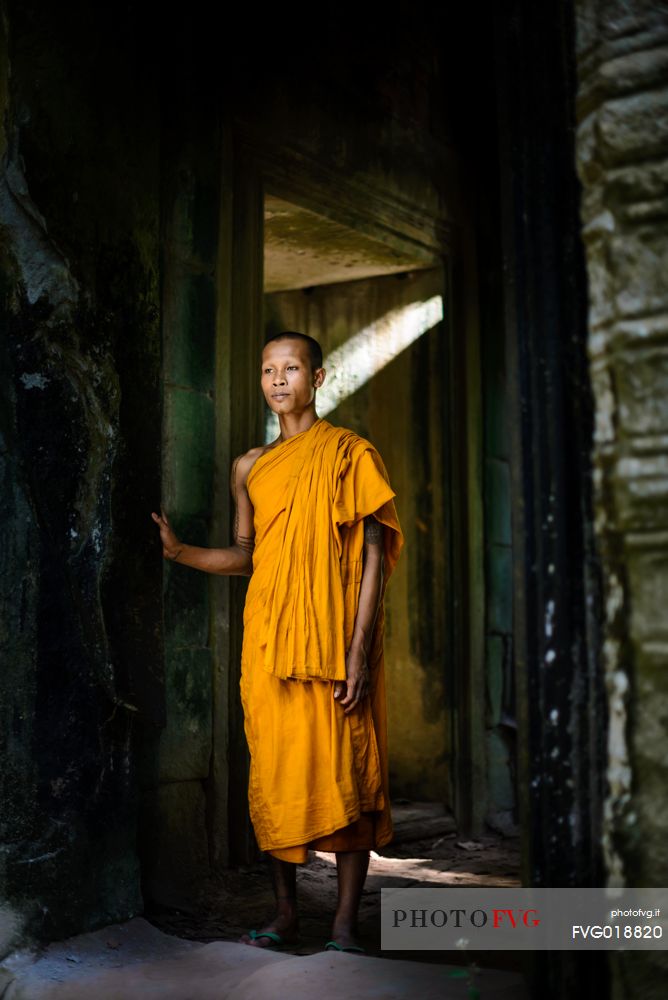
[{"x1": 272, "y1": 393, "x2": 289, "y2": 399}]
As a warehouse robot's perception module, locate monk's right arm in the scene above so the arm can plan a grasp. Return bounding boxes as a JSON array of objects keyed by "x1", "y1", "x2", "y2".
[
  {"x1": 167, "y1": 538, "x2": 253, "y2": 576},
  {"x1": 150, "y1": 454, "x2": 256, "y2": 576}
]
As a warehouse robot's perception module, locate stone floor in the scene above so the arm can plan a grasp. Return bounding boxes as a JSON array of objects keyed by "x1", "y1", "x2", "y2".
[{"x1": 1, "y1": 804, "x2": 528, "y2": 999}]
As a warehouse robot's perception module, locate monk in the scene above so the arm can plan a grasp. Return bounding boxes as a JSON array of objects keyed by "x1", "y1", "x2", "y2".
[{"x1": 151, "y1": 331, "x2": 403, "y2": 952}]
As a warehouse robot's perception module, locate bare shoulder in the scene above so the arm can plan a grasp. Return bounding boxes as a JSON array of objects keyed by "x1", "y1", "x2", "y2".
[{"x1": 231, "y1": 444, "x2": 270, "y2": 490}]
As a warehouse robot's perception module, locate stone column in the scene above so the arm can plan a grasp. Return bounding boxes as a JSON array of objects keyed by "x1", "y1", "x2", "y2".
[{"x1": 575, "y1": 1, "x2": 668, "y2": 994}]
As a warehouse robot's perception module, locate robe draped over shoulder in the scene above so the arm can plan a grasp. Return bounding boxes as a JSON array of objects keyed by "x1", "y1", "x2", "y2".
[{"x1": 240, "y1": 418, "x2": 403, "y2": 855}]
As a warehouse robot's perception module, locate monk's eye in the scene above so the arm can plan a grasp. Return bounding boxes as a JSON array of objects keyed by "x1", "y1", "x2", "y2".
[{"x1": 287, "y1": 365, "x2": 298, "y2": 371}]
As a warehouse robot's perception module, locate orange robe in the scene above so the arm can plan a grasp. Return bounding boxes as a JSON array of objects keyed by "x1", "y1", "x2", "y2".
[{"x1": 240, "y1": 418, "x2": 403, "y2": 862}]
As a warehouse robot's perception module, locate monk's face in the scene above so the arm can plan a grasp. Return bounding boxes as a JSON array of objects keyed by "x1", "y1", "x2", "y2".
[{"x1": 261, "y1": 339, "x2": 325, "y2": 414}]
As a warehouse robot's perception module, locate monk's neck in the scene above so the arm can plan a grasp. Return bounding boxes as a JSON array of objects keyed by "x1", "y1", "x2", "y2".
[{"x1": 277, "y1": 409, "x2": 320, "y2": 442}]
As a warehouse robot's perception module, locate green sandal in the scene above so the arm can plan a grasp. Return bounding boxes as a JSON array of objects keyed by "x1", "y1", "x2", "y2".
[
  {"x1": 247, "y1": 929, "x2": 288, "y2": 948},
  {"x1": 324, "y1": 940, "x2": 366, "y2": 953}
]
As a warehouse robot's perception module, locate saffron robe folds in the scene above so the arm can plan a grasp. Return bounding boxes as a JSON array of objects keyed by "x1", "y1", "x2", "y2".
[{"x1": 240, "y1": 418, "x2": 403, "y2": 856}]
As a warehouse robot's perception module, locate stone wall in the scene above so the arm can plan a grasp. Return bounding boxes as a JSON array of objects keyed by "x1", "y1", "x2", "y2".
[
  {"x1": 575, "y1": 0, "x2": 668, "y2": 995},
  {"x1": 0, "y1": 2, "x2": 161, "y2": 946}
]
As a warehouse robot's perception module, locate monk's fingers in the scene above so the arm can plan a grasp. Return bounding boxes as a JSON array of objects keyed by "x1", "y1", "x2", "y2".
[
  {"x1": 336, "y1": 680, "x2": 357, "y2": 705},
  {"x1": 333, "y1": 681, "x2": 345, "y2": 700},
  {"x1": 344, "y1": 692, "x2": 362, "y2": 714},
  {"x1": 347, "y1": 681, "x2": 370, "y2": 713},
  {"x1": 341, "y1": 676, "x2": 369, "y2": 713},
  {"x1": 338, "y1": 679, "x2": 356, "y2": 707}
]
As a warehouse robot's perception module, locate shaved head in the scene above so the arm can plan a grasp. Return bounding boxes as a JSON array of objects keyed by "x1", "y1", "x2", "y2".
[{"x1": 264, "y1": 331, "x2": 323, "y2": 371}]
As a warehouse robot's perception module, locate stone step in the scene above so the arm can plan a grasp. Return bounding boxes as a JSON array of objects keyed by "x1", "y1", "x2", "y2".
[{"x1": 1, "y1": 916, "x2": 528, "y2": 1000}]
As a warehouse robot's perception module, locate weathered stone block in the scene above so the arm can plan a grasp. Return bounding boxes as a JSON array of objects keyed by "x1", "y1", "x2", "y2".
[
  {"x1": 625, "y1": 759, "x2": 668, "y2": 883},
  {"x1": 163, "y1": 387, "x2": 215, "y2": 518},
  {"x1": 633, "y1": 676, "x2": 668, "y2": 768},
  {"x1": 158, "y1": 647, "x2": 212, "y2": 784},
  {"x1": 486, "y1": 544, "x2": 513, "y2": 633},
  {"x1": 484, "y1": 457, "x2": 511, "y2": 546},
  {"x1": 170, "y1": 170, "x2": 219, "y2": 267},
  {"x1": 636, "y1": 639, "x2": 668, "y2": 677},
  {"x1": 609, "y1": 228, "x2": 668, "y2": 318},
  {"x1": 598, "y1": 86, "x2": 668, "y2": 167},
  {"x1": 483, "y1": 370, "x2": 510, "y2": 459},
  {"x1": 614, "y1": 460, "x2": 668, "y2": 530},
  {"x1": 485, "y1": 728, "x2": 515, "y2": 812},
  {"x1": 163, "y1": 516, "x2": 210, "y2": 649},
  {"x1": 485, "y1": 635, "x2": 505, "y2": 728},
  {"x1": 615, "y1": 345, "x2": 668, "y2": 436},
  {"x1": 191, "y1": 180, "x2": 220, "y2": 264},
  {"x1": 624, "y1": 541, "x2": 668, "y2": 643},
  {"x1": 605, "y1": 159, "x2": 668, "y2": 207},
  {"x1": 139, "y1": 781, "x2": 210, "y2": 910},
  {"x1": 164, "y1": 273, "x2": 216, "y2": 394},
  {"x1": 600, "y1": 47, "x2": 668, "y2": 97},
  {"x1": 580, "y1": 235, "x2": 616, "y2": 331}
]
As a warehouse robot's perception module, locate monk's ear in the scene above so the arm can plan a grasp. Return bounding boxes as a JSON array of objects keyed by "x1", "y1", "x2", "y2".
[{"x1": 313, "y1": 366, "x2": 326, "y2": 388}]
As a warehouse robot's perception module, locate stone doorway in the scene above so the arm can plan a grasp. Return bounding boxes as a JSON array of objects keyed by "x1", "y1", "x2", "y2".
[{"x1": 221, "y1": 171, "x2": 475, "y2": 864}]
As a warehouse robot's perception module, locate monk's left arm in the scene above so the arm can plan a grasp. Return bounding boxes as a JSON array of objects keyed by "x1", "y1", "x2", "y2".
[
  {"x1": 336, "y1": 515, "x2": 385, "y2": 713},
  {"x1": 352, "y1": 516, "x2": 385, "y2": 654}
]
